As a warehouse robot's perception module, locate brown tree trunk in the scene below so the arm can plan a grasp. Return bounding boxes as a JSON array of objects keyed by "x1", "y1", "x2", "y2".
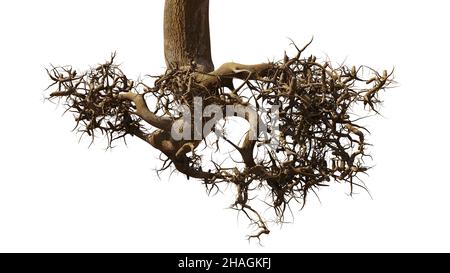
[{"x1": 163, "y1": 0, "x2": 214, "y2": 72}]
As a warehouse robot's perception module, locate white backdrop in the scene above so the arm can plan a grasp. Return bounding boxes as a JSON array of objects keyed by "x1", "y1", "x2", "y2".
[{"x1": 0, "y1": 0, "x2": 449, "y2": 252}]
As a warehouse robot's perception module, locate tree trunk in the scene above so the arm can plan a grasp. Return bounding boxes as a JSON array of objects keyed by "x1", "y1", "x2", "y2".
[{"x1": 164, "y1": 0, "x2": 214, "y2": 72}]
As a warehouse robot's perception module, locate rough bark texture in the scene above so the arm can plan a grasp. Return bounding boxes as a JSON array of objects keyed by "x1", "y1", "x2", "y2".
[{"x1": 164, "y1": 0, "x2": 214, "y2": 72}]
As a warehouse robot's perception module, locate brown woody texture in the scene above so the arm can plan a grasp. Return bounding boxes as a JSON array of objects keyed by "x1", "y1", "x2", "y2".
[{"x1": 47, "y1": 0, "x2": 393, "y2": 239}]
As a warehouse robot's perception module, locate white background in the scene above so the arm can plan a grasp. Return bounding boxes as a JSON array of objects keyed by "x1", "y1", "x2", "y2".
[{"x1": 0, "y1": 0, "x2": 449, "y2": 252}]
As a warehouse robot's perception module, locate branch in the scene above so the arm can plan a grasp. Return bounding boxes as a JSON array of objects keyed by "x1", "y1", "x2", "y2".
[
  {"x1": 118, "y1": 92, "x2": 172, "y2": 131},
  {"x1": 195, "y1": 62, "x2": 274, "y2": 89},
  {"x1": 47, "y1": 40, "x2": 393, "y2": 240}
]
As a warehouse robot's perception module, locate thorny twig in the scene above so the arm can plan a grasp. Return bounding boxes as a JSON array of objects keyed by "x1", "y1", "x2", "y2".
[{"x1": 47, "y1": 42, "x2": 394, "y2": 240}]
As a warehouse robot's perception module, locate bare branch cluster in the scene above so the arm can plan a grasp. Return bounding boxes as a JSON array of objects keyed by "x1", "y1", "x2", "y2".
[
  {"x1": 47, "y1": 53, "x2": 144, "y2": 147},
  {"x1": 47, "y1": 42, "x2": 393, "y2": 240}
]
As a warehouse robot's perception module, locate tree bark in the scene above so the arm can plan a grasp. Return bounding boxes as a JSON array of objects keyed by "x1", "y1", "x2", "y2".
[{"x1": 163, "y1": 0, "x2": 214, "y2": 72}]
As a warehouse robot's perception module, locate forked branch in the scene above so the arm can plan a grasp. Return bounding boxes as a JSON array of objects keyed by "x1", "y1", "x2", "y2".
[{"x1": 47, "y1": 41, "x2": 393, "y2": 240}]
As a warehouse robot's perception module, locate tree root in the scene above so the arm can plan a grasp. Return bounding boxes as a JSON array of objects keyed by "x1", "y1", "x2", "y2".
[{"x1": 47, "y1": 41, "x2": 393, "y2": 240}]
